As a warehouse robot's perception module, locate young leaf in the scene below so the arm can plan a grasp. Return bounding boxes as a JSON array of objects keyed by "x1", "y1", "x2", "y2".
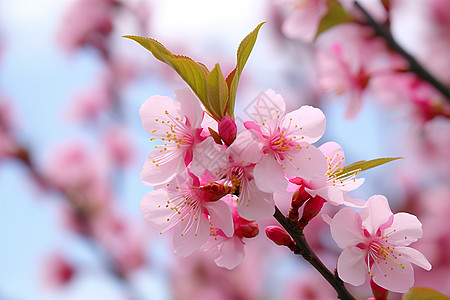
[
  {"x1": 123, "y1": 35, "x2": 209, "y2": 111},
  {"x1": 402, "y1": 287, "x2": 450, "y2": 300},
  {"x1": 315, "y1": 0, "x2": 353, "y2": 38},
  {"x1": 206, "y1": 63, "x2": 229, "y2": 120},
  {"x1": 226, "y1": 22, "x2": 266, "y2": 118},
  {"x1": 334, "y1": 157, "x2": 403, "y2": 177}
]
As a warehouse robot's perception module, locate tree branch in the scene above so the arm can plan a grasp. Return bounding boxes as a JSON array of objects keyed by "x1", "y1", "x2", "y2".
[
  {"x1": 353, "y1": 1, "x2": 450, "y2": 101},
  {"x1": 273, "y1": 206, "x2": 356, "y2": 300}
]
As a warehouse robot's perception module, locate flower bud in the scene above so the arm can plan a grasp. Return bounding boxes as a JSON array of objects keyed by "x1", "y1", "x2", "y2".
[
  {"x1": 298, "y1": 195, "x2": 326, "y2": 229},
  {"x1": 218, "y1": 116, "x2": 237, "y2": 146},
  {"x1": 265, "y1": 226, "x2": 292, "y2": 246},
  {"x1": 236, "y1": 219, "x2": 259, "y2": 238},
  {"x1": 370, "y1": 278, "x2": 389, "y2": 300}
]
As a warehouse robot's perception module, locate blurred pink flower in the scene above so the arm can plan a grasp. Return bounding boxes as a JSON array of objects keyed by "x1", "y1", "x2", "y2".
[
  {"x1": 102, "y1": 126, "x2": 134, "y2": 167},
  {"x1": 41, "y1": 253, "x2": 75, "y2": 289},
  {"x1": 330, "y1": 195, "x2": 431, "y2": 293}
]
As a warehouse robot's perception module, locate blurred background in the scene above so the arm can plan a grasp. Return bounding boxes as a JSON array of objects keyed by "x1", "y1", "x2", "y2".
[{"x1": 1, "y1": 0, "x2": 449, "y2": 299}]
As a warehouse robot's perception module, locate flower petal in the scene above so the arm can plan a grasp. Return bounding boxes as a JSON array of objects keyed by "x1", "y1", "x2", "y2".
[
  {"x1": 247, "y1": 89, "x2": 286, "y2": 124},
  {"x1": 283, "y1": 105, "x2": 326, "y2": 143},
  {"x1": 238, "y1": 178, "x2": 275, "y2": 220},
  {"x1": 371, "y1": 256, "x2": 414, "y2": 293},
  {"x1": 227, "y1": 129, "x2": 264, "y2": 165},
  {"x1": 283, "y1": 143, "x2": 328, "y2": 181},
  {"x1": 141, "y1": 145, "x2": 186, "y2": 185},
  {"x1": 140, "y1": 189, "x2": 172, "y2": 229},
  {"x1": 174, "y1": 88, "x2": 204, "y2": 129},
  {"x1": 254, "y1": 154, "x2": 288, "y2": 193},
  {"x1": 214, "y1": 236, "x2": 245, "y2": 270},
  {"x1": 205, "y1": 200, "x2": 234, "y2": 238},
  {"x1": 173, "y1": 216, "x2": 210, "y2": 257},
  {"x1": 139, "y1": 95, "x2": 179, "y2": 137},
  {"x1": 395, "y1": 246, "x2": 431, "y2": 271},
  {"x1": 190, "y1": 137, "x2": 229, "y2": 177},
  {"x1": 387, "y1": 213, "x2": 423, "y2": 246},
  {"x1": 360, "y1": 195, "x2": 393, "y2": 235},
  {"x1": 337, "y1": 247, "x2": 367, "y2": 286},
  {"x1": 330, "y1": 208, "x2": 364, "y2": 249}
]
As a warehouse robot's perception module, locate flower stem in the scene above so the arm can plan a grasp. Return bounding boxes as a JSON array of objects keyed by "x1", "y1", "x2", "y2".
[
  {"x1": 273, "y1": 206, "x2": 356, "y2": 300},
  {"x1": 353, "y1": 1, "x2": 450, "y2": 102}
]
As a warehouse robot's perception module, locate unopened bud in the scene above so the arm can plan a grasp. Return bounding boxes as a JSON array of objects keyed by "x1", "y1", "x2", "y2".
[
  {"x1": 288, "y1": 183, "x2": 311, "y2": 221},
  {"x1": 298, "y1": 195, "x2": 326, "y2": 229},
  {"x1": 218, "y1": 116, "x2": 237, "y2": 146},
  {"x1": 236, "y1": 219, "x2": 259, "y2": 238},
  {"x1": 370, "y1": 278, "x2": 389, "y2": 300},
  {"x1": 265, "y1": 226, "x2": 292, "y2": 246}
]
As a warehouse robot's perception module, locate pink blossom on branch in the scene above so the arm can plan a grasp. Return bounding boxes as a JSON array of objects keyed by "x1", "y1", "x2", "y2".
[{"x1": 330, "y1": 195, "x2": 431, "y2": 293}]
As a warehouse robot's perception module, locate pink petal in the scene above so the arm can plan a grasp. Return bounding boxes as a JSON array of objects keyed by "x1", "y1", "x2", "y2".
[
  {"x1": 227, "y1": 129, "x2": 264, "y2": 165},
  {"x1": 371, "y1": 256, "x2": 414, "y2": 293},
  {"x1": 238, "y1": 178, "x2": 275, "y2": 220},
  {"x1": 141, "y1": 145, "x2": 186, "y2": 185},
  {"x1": 204, "y1": 200, "x2": 234, "y2": 238},
  {"x1": 360, "y1": 195, "x2": 393, "y2": 235},
  {"x1": 214, "y1": 236, "x2": 245, "y2": 270},
  {"x1": 283, "y1": 143, "x2": 328, "y2": 180},
  {"x1": 340, "y1": 178, "x2": 365, "y2": 192},
  {"x1": 319, "y1": 141, "x2": 344, "y2": 165},
  {"x1": 337, "y1": 247, "x2": 367, "y2": 286},
  {"x1": 247, "y1": 89, "x2": 286, "y2": 124},
  {"x1": 387, "y1": 213, "x2": 423, "y2": 246},
  {"x1": 139, "y1": 95, "x2": 179, "y2": 137},
  {"x1": 283, "y1": 105, "x2": 326, "y2": 144},
  {"x1": 315, "y1": 186, "x2": 345, "y2": 206},
  {"x1": 174, "y1": 88, "x2": 204, "y2": 129},
  {"x1": 173, "y1": 216, "x2": 210, "y2": 257},
  {"x1": 254, "y1": 154, "x2": 288, "y2": 193},
  {"x1": 282, "y1": 0, "x2": 328, "y2": 42},
  {"x1": 190, "y1": 137, "x2": 229, "y2": 177},
  {"x1": 140, "y1": 189, "x2": 172, "y2": 228},
  {"x1": 395, "y1": 246, "x2": 431, "y2": 271},
  {"x1": 330, "y1": 208, "x2": 365, "y2": 248}
]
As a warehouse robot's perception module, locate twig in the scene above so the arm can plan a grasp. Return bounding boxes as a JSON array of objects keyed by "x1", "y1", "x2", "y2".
[
  {"x1": 353, "y1": 1, "x2": 450, "y2": 101},
  {"x1": 273, "y1": 206, "x2": 356, "y2": 300}
]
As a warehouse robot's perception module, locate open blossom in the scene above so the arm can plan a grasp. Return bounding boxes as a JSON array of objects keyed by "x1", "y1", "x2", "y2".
[
  {"x1": 244, "y1": 89, "x2": 327, "y2": 194},
  {"x1": 330, "y1": 195, "x2": 431, "y2": 293},
  {"x1": 140, "y1": 88, "x2": 205, "y2": 185},
  {"x1": 302, "y1": 141, "x2": 365, "y2": 207},
  {"x1": 140, "y1": 171, "x2": 233, "y2": 257}
]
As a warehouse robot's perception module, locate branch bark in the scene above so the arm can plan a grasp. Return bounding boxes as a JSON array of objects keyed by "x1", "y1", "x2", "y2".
[
  {"x1": 273, "y1": 206, "x2": 356, "y2": 300},
  {"x1": 354, "y1": 1, "x2": 450, "y2": 101}
]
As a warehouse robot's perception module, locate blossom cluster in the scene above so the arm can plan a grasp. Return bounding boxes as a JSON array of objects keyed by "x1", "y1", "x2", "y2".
[{"x1": 139, "y1": 87, "x2": 430, "y2": 292}]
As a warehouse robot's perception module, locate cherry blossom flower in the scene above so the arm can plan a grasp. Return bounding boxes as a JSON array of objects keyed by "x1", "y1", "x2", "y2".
[
  {"x1": 278, "y1": 0, "x2": 329, "y2": 42},
  {"x1": 205, "y1": 195, "x2": 259, "y2": 269},
  {"x1": 330, "y1": 195, "x2": 431, "y2": 293},
  {"x1": 302, "y1": 141, "x2": 365, "y2": 207},
  {"x1": 140, "y1": 88, "x2": 205, "y2": 185},
  {"x1": 140, "y1": 171, "x2": 233, "y2": 257},
  {"x1": 244, "y1": 89, "x2": 327, "y2": 193}
]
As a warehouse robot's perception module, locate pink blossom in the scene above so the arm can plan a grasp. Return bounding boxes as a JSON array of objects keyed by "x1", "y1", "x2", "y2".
[
  {"x1": 41, "y1": 253, "x2": 75, "y2": 289},
  {"x1": 140, "y1": 88, "x2": 205, "y2": 185},
  {"x1": 302, "y1": 141, "x2": 365, "y2": 207},
  {"x1": 279, "y1": 0, "x2": 329, "y2": 42},
  {"x1": 330, "y1": 195, "x2": 431, "y2": 293},
  {"x1": 244, "y1": 89, "x2": 327, "y2": 193},
  {"x1": 140, "y1": 171, "x2": 233, "y2": 257}
]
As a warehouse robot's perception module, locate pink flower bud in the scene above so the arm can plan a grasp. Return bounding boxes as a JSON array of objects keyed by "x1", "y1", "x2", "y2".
[
  {"x1": 236, "y1": 219, "x2": 259, "y2": 238},
  {"x1": 218, "y1": 116, "x2": 237, "y2": 146},
  {"x1": 298, "y1": 195, "x2": 326, "y2": 229},
  {"x1": 265, "y1": 226, "x2": 292, "y2": 246},
  {"x1": 370, "y1": 278, "x2": 389, "y2": 300}
]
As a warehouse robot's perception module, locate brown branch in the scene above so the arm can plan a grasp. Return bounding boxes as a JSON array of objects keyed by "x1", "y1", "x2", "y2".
[
  {"x1": 354, "y1": 1, "x2": 450, "y2": 102},
  {"x1": 273, "y1": 206, "x2": 356, "y2": 300}
]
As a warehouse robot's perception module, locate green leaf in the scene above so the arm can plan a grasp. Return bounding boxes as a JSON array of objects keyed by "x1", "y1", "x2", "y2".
[
  {"x1": 402, "y1": 287, "x2": 450, "y2": 300},
  {"x1": 316, "y1": 0, "x2": 353, "y2": 38},
  {"x1": 332, "y1": 157, "x2": 403, "y2": 179},
  {"x1": 123, "y1": 35, "x2": 209, "y2": 112},
  {"x1": 206, "y1": 63, "x2": 229, "y2": 120},
  {"x1": 226, "y1": 22, "x2": 266, "y2": 118}
]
